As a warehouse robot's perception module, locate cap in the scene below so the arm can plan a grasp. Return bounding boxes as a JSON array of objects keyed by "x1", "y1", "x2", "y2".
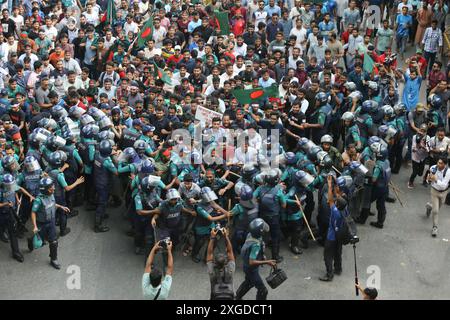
[
  {"x1": 153, "y1": 48, "x2": 162, "y2": 56},
  {"x1": 142, "y1": 125, "x2": 156, "y2": 133},
  {"x1": 132, "y1": 119, "x2": 143, "y2": 127},
  {"x1": 245, "y1": 60, "x2": 253, "y2": 67},
  {"x1": 174, "y1": 45, "x2": 181, "y2": 50},
  {"x1": 415, "y1": 103, "x2": 424, "y2": 111},
  {"x1": 416, "y1": 48, "x2": 423, "y2": 54}
]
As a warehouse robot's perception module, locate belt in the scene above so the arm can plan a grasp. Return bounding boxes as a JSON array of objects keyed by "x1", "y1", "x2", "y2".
[{"x1": 432, "y1": 187, "x2": 449, "y2": 193}]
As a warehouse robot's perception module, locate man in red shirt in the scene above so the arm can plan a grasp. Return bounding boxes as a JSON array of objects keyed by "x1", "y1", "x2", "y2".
[
  {"x1": 427, "y1": 61, "x2": 446, "y2": 94},
  {"x1": 370, "y1": 47, "x2": 398, "y2": 70},
  {"x1": 231, "y1": 11, "x2": 246, "y2": 36},
  {"x1": 167, "y1": 45, "x2": 183, "y2": 66},
  {"x1": 341, "y1": 23, "x2": 354, "y2": 44}
]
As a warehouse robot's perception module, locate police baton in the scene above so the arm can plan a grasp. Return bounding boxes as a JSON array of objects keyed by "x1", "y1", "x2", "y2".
[
  {"x1": 294, "y1": 195, "x2": 316, "y2": 241},
  {"x1": 353, "y1": 243, "x2": 359, "y2": 296},
  {"x1": 389, "y1": 182, "x2": 404, "y2": 207}
]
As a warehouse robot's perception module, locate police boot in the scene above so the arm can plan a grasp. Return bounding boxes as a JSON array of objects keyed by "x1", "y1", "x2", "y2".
[
  {"x1": 0, "y1": 230, "x2": 9, "y2": 243},
  {"x1": 290, "y1": 233, "x2": 303, "y2": 255},
  {"x1": 94, "y1": 218, "x2": 110, "y2": 233},
  {"x1": 49, "y1": 241, "x2": 61, "y2": 270},
  {"x1": 355, "y1": 208, "x2": 369, "y2": 224},
  {"x1": 272, "y1": 244, "x2": 283, "y2": 263},
  {"x1": 386, "y1": 195, "x2": 396, "y2": 203},
  {"x1": 60, "y1": 227, "x2": 71, "y2": 237},
  {"x1": 27, "y1": 237, "x2": 34, "y2": 252},
  {"x1": 12, "y1": 251, "x2": 24, "y2": 263}
]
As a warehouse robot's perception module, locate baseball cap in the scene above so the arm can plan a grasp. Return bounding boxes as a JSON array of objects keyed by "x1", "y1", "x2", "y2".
[
  {"x1": 132, "y1": 119, "x2": 143, "y2": 127},
  {"x1": 416, "y1": 48, "x2": 423, "y2": 54},
  {"x1": 245, "y1": 60, "x2": 253, "y2": 67},
  {"x1": 142, "y1": 125, "x2": 156, "y2": 133},
  {"x1": 174, "y1": 45, "x2": 181, "y2": 50},
  {"x1": 153, "y1": 48, "x2": 162, "y2": 56}
]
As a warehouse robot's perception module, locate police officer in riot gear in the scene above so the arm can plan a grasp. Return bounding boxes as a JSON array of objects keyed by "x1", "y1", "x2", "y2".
[
  {"x1": 30, "y1": 177, "x2": 71, "y2": 269},
  {"x1": 391, "y1": 103, "x2": 407, "y2": 173},
  {"x1": 150, "y1": 188, "x2": 195, "y2": 247},
  {"x1": 133, "y1": 176, "x2": 163, "y2": 256},
  {"x1": 342, "y1": 112, "x2": 363, "y2": 151},
  {"x1": 230, "y1": 184, "x2": 259, "y2": 254},
  {"x1": 93, "y1": 140, "x2": 119, "y2": 233},
  {"x1": 0, "y1": 174, "x2": 24, "y2": 262},
  {"x1": 427, "y1": 94, "x2": 445, "y2": 137},
  {"x1": 369, "y1": 144, "x2": 391, "y2": 229},
  {"x1": 320, "y1": 135, "x2": 343, "y2": 171},
  {"x1": 192, "y1": 187, "x2": 230, "y2": 263},
  {"x1": 120, "y1": 119, "x2": 143, "y2": 149},
  {"x1": 235, "y1": 218, "x2": 276, "y2": 300},
  {"x1": 254, "y1": 169, "x2": 287, "y2": 263},
  {"x1": 46, "y1": 151, "x2": 85, "y2": 237},
  {"x1": 78, "y1": 124, "x2": 97, "y2": 210},
  {"x1": 305, "y1": 92, "x2": 332, "y2": 145},
  {"x1": 16, "y1": 156, "x2": 43, "y2": 236}
]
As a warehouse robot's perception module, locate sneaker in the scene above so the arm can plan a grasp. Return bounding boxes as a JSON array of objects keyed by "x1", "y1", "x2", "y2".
[
  {"x1": 431, "y1": 226, "x2": 438, "y2": 237},
  {"x1": 422, "y1": 181, "x2": 428, "y2": 187},
  {"x1": 370, "y1": 221, "x2": 384, "y2": 229},
  {"x1": 60, "y1": 228, "x2": 71, "y2": 237},
  {"x1": 425, "y1": 203, "x2": 432, "y2": 218},
  {"x1": 408, "y1": 182, "x2": 414, "y2": 189}
]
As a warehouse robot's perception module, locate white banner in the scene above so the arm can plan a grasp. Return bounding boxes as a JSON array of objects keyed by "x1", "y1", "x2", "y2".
[{"x1": 195, "y1": 106, "x2": 223, "y2": 127}]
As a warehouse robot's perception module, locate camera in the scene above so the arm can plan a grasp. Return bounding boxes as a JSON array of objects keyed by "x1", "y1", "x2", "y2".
[
  {"x1": 349, "y1": 235, "x2": 360, "y2": 245},
  {"x1": 159, "y1": 237, "x2": 171, "y2": 250}
]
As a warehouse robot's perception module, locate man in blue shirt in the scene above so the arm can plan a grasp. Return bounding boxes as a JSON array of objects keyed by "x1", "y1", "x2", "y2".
[
  {"x1": 265, "y1": 13, "x2": 284, "y2": 43},
  {"x1": 319, "y1": 175, "x2": 348, "y2": 282},
  {"x1": 395, "y1": 6, "x2": 412, "y2": 59}
]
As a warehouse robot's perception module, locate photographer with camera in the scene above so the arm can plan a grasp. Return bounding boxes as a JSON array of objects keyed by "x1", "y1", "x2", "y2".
[
  {"x1": 142, "y1": 240, "x2": 173, "y2": 300},
  {"x1": 207, "y1": 227, "x2": 235, "y2": 300},
  {"x1": 319, "y1": 175, "x2": 349, "y2": 282}
]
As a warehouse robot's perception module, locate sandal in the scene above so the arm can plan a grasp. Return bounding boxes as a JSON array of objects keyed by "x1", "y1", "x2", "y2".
[{"x1": 182, "y1": 246, "x2": 192, "y2": 257}]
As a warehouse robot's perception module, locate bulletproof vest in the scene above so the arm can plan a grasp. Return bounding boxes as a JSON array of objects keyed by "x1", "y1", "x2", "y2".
[
  {"x1": 24, "y1": 170, "x2": 42, "y2": 197},
  {"x1": 77, "y1": 140, "x2": 95, "y2": 165},
  {"x1": 121, "y1": 128, "x2": 140, "y2": 149},
  {"x1": 235, "y1": 203, "x2": 259, "y2": 230},
  {"x1": 63, "y1": 144, "x2": 79, "y2": 173},
  {"x1": 93, "y1": 153, "x2": 110, "y2": 187},
  {"x1": 160, "y1": 200, "x2": 183, "y2": 229},
  {"x1": 35, "y1": 195, "x2": 56, "y2": 223},
  {"x1": 259, "y1": 186, "x2": 281, "y2": 217},
  {"x1": 0, "y1": 189, "x2": 16, "y2": 213},
  {"x1": 345, "y1": 124, "x2": 360, "y2": 147},
  {"x1": 195, "y1": 202, "x2": 215, "y2": 229},
  {"x1": 412, "y1": 110, "x2": 426, "y2": 128},
  {"x1": 133, "y1": 158, "x2": 143, "y2": 173},
  {"x1": 375, "y1": 160, "x2": 391, "y2": 188},
  {"x1": 139, "y1": 190, "x2": 160, "y2": 210},
  {"x1": 311, "y1": 104, "x2": 332, "y2": 140},
  {"x1": 241, "y1": 236, "x2": 264, "y2": 269},
  {"x1": 284, "y1": 166, "x2": 297, "y2": 188},
  {"x1": 355, "y1": 113, "x2": 370, "y2": 138},
  {"x1": 47, "y1": 169, "x2": 65, "y2": 200}
]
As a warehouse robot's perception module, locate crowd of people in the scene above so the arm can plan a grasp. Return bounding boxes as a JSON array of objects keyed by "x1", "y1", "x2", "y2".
[{"x1": 0, "y1": 0, "x2": 449, "y2": 300}]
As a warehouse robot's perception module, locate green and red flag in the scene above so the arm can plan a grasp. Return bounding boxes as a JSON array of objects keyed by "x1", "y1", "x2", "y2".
[
  {"x1": 153, "y1": 63, "x2": 172, "y2": 85},
  {"x1": 214, "y1": 11, "x2": 230, "y2": 36},
  {"x1": 232, "y1": 84, "x2": 279, "y2": 105},
  {"x1": 137, "y1": 17, "x2": 154, "y2": 48},
  {"x1": 101, "y1": 1, "x2": 116, "y2": 26},
  {"x1": 363, "y1": 52, "x2": 378, "y2": 75}
]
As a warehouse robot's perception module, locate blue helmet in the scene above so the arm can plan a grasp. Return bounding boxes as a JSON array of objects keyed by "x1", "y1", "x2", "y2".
[
  {"x1": 81, "y1": 124, "x2": 96, "y2": 139},
  {"x1": 39, "y1": 177, "x2": 54, "y2": 195},
  {"x1": 284, "y1": 152, "x2": 297, "y2": 165},
  {"x1": 315, "y1": 92, "x2": 328, "y2": 104},
  {"x1": 141, "y1": 176, "x2": 158, "y2": 192},
  {"x1": 51, "y1": 105, "x2": 68, "y2": 120},
  {"x1": 1, "y1": 155, "x2": 17, "y2": 171},
  {"x1": 2, "y1": 173, "x2": 16, "y2": 191},
  {"x1": 336, "y1": 175, "x2": 353, "y2": 189},
  {"x1": 98, "y1": 130, "x2": 115, "y2": 141},
  {"x1": 429, "y1": 94, "x2": 442, "y2": 109},
  {"x1": 361, "y1": 100, "x2": 376, "y2": 113},
  {"x1": 368, "y1": 136, "x2": 381, "y2": 146},
  {"x1": 249, "y1": 218, "x2": 270, "y2": 238},
  {"x1": 141, "y1": 159, "x2": 155, "y2": 174},
  {"x1": 239, "y1": 184, "x2": 253, "y2": 201},
  {"x1": 99, "y1": 140, "x2": 113, "y2": 157},
  {"x1": 376, "y1": 144, "x2": 389, "y2": 160},
  {"x1": 48, "y1": 151, "x2": 64, "y2": 167}
]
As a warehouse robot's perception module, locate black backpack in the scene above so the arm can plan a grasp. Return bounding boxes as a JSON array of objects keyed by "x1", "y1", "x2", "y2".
[
  {"x1": 211, "y1": 268, "x2": 234, "y2": 300},
  {"x1": 335, "y1": 208, "x2": 358, "y2": 245}
]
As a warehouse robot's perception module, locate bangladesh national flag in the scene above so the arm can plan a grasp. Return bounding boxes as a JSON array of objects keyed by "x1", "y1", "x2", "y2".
[
  {"x1": 137, "y1": 17, "x2": 154, "y2": 48},
  {"x1": 101, "y1": 1, "x2": 116, "y2": 26},
  {"x1": 232, "y1": 84, "x2": 279, "y2": 105},
  {"x1": 153, "y1": 63, "x2": 172, "y2": 85},
  {"x1": 214, "y1": 11, "x2": 230, "y2": 36},
  {"x1": 363, "y1": 52, "x2": 378, "y2": 75}
]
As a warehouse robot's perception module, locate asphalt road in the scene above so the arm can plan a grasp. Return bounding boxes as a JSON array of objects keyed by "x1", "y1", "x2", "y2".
[{"x1": 1, "y1": 46, "x2": 450, "y2": 300}]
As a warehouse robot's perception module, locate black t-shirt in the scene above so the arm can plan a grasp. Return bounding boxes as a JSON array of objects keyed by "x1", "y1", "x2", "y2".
[
  {"x1": 149, "y1": 114, "x2": 171, "y2": 139},
  {"x1": 188, "y1": 74, "x2": 206, "y2": 91},
  {"x1": 8, "y1": 109, "x2": 25, "y2": 127},
  {"x1": 1, "y1": 18, "x2": 16, "y2": 38}
]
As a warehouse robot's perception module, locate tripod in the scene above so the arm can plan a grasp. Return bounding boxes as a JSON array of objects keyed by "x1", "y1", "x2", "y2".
[{"x1": 353, "y1": 243, "x2": 359, "y2": 296}]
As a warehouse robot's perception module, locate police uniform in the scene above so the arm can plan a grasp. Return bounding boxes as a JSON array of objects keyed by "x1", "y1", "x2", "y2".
[
  {"x1": 254, "y1": 185, "x2": 286, "y2": 261},
  {"x1": 230, "y1": 202, "x2": 259, "y2": 254},
  {"x1": 370, "y1": 159, "x2": 391, "y2": 228},
  {"x1": 77, "y1": 137, "x2": 96, "y2": 206},
  {"x1": 133, "y1": 189, "x2": 160, "y2": 256},
  {"x1": 156, "y1": 199, "x2": 184, "y2": 245},
  {"x1": 93, "y1": 151, "x2": 118, "y2": 230},
  {"x1": 310, "y1": 104, "x2": 332, "y2": 145},
  {"x1": 0, "y1": 183, "x2": 21, "y2": 258},
  {"x1": 46, "y1": 167, "x2": 70, "y2": 234},
  {"x1": 235, "y1": 234, "x2": 268, "y2": 300}
]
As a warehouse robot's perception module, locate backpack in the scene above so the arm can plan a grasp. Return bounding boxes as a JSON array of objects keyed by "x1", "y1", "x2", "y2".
[
  {"x1": 335, "y1": 208, "x2": 358, "y2": 245},
  {"x1": 211, "y1": 267, "x2": 234, "y2": 300}
]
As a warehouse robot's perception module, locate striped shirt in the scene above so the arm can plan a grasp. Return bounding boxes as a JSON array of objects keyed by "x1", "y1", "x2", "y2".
[{"x1": 422, "y1": 27, "x2": 443, "y2": 53}]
